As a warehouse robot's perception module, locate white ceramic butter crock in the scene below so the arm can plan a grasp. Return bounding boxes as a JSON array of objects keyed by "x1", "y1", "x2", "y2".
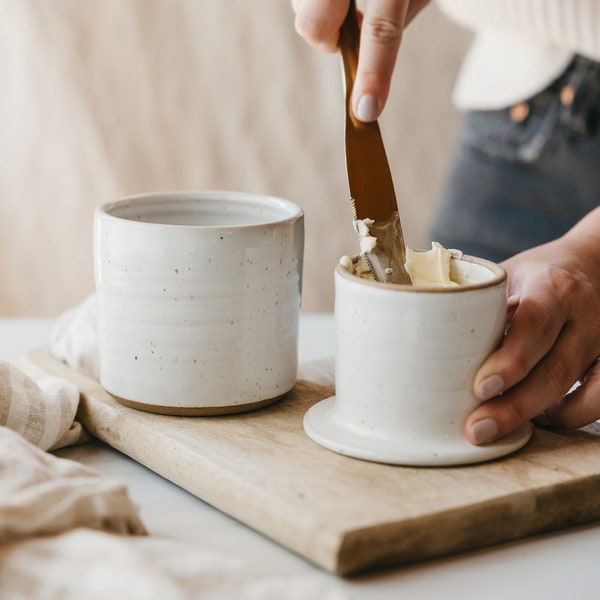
[
  {"x1": 304, "y1": 255, "x2": 531, "y2": 466},
  {"x1": 95, "y1": 190, "x2": 304, "y2": 415}
]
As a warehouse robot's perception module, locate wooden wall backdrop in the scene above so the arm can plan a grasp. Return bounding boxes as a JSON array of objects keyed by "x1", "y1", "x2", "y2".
[{"x1": 0, "y1": 0, "x2": 471, "y2": 315}]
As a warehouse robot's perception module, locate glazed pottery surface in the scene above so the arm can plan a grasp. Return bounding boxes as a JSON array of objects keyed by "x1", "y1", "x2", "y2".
[
  {"x1": 304, "y1": 255, "x2": 531, "y2": 466},
  {"x1": 95, "y1": 190, "x2": 304, "y2": 414}
]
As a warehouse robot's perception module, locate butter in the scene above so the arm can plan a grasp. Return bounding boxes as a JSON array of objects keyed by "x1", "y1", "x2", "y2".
[
  {"x1": 353, "y1": 218, "x2": 377, "y2": 254},
  {"x1": 404, "y1": 242, "x2": 459, "y2": 287},
  {"x1": 343, "y1": 219, "x2": 461, "y2": 287},
  {"x1": 339, "y1": 255, "x2": 375, "y2": 279},
  {"x1": 339, "y1": 255, "x2": 354, "y2": 271}
]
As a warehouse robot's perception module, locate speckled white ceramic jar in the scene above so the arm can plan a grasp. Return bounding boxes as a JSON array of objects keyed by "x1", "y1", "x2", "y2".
[
  {"x1": 304, "y1": 255, "x2": 531, "y2": 466},
  {"x1": 95, "y1": 191, "x2": 304, "y2": 415}
]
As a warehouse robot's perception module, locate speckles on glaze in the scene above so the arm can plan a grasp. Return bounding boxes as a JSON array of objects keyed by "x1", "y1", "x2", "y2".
[
  {"x1": 303, "y1": 255, "x2": 513, "y2": 466},
  {"x1": 96, "y1": 192, "x2": 302, "y2": 411}
]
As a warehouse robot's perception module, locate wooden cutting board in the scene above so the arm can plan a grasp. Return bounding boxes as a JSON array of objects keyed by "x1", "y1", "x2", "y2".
[{"x1": 29, "y1": 347, "x2": 600, "y2": 575}]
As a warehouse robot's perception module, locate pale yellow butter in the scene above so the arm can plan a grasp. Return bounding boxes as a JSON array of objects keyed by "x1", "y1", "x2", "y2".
[
  {"x1": 340, "y1": 241, "x2": 462, "y2": 286},
  {"x1": 404, "y1": 242, "x2": 459, "y2": 287}
]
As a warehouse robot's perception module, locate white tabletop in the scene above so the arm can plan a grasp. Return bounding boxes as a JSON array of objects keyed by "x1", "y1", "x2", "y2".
[{"x1": 1, "y1": 316, "x2": 599, "y2": 599}]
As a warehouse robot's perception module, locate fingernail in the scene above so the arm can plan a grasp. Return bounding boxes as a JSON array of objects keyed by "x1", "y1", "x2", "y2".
[
  {"x1": 478, "y1": 374, "x2": 504, "y2": 400},
  {"x1": 471, "y1": 418, "x2": 498, "y2": 444},
  {"x1": 356, "y1": 94, "x2": 378, "y2": 122}
]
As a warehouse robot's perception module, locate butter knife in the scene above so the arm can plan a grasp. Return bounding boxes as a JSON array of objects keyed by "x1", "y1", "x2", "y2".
[{"x1": 339, "y1": 0, "x2": 411, "y2": 284}]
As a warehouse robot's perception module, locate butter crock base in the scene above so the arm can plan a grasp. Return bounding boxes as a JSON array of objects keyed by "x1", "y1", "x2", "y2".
[
  {"x1": 303, "y1": 396, "x2": 532, "y2": 467},
  {"x1": 112, "y1": 392, "x2": 288, "y2": 416}
]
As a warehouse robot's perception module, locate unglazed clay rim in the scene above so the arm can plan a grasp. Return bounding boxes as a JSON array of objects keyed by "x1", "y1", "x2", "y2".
[
  {"x1": 304, "y1": 396, "x2": 533, "y2": 467},
  {"x1": 337, "y1": 254, "x2": 506, "y2": 293},
  {"x1": 97, "y1": 190, "x2": 304, "y2": 230},
  {"x1": 113, "y1": 391, "x2": 289, "y2": 416}
]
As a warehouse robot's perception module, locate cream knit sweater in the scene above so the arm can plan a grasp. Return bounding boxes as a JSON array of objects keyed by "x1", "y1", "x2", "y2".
[{"x1": 437, "y1": 0, "x2": 600, "y2": 109}]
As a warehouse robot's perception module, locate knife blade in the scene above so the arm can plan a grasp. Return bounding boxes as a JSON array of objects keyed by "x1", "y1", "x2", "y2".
[{"x1": 339, "y1": 1, "x2": 411, "y2": 284}]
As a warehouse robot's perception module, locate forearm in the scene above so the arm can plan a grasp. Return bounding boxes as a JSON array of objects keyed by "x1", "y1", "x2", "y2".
[{"x1": 437, "y1": 0, "x2": 600, "y2": 60}]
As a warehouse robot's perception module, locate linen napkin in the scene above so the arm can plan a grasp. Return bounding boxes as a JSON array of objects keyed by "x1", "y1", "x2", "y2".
[
  {"x1": 0, "y1": 529, "x2": 345, "y2": 600},
  {"x1": 0, "y1": 361, "x2": 88, "y2": 452},
  {"x1": 50, "y1": 293, "x2": 99, "y2": 381},
  {"x1": 0, "y1": 297, "x2": 347, "y2": 599},
  {"x1": 0, "y1": 426, "x2": 146, "y2": 543}
]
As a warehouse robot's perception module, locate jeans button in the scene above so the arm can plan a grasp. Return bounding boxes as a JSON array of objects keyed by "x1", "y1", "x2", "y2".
[
  {"x1": 509, "y1": 102, "x2": 529, "y2": 122},
  {"x1": 560, "y1": 83, "x2": 575, "y2": 106}
]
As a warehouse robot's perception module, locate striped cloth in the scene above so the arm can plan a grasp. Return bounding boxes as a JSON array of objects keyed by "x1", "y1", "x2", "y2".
[
  {"x1": 0, "y1": 427, "x2": 146, "y2": 544},
  {"x1": 0, "y1": 293, "x2": 98, "y2": 451},
  {"x1": 0, "y1": 297, "x2": 346, "y2": 600},
  {"x1": 0, "y1": 361, "x2": 88, "y2": 452},
  {"x1": 0, "y1": 295, "x2": 146, "y2": 548}
]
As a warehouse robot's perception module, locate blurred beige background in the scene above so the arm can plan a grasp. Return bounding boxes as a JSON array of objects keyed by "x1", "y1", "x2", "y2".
[{"x1": 0, "y1": 0, "x2": 471, "y2": 316}]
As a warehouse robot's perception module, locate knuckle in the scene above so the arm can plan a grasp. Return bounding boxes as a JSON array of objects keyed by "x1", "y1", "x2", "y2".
[
  {"x1": 501, "y1": 400, "x2": 529, "y2": 432},
  {"x1": 364, "y1": 16, "x2": 403, "y2": 45},
  {"x1": 523, "y1": 305, "x2": 556, "y2": 343},
  {"x1": 546, "y1": 356, "x2": 575, "y2": 398},
  {"x1": 502, "y1": 344, "x2": 534, "y2": 383},
  {"x1": 546, "y1": 265, "x2": 582, "y2": 310},
  {"x1": 295, "y1": 14, "x2": 326, "y2": 44},
  {"x1": 546, "y1": 395, "x2": 581, "y2": 430}
]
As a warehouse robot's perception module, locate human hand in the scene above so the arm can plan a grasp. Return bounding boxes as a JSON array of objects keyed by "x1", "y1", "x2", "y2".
[
  {"x1": 465, "y1": 212, "x2": 600, "y2": 445},
  {"x1": 292, "y1": 0, "x2": 431, "y2": 122}
]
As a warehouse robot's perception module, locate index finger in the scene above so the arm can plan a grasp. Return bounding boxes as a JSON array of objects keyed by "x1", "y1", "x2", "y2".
[{"x1": 353, "y1": 0, "x2": 409, "y2": 121}]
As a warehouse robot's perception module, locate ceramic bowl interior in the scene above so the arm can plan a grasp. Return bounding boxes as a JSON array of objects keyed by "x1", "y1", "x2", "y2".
[
  {"x1": 102, "y1": 190, "x2": 302, "y2": 227},
  {"x1": 338, "y1": 253, "x2": 506, "y2": 291}
]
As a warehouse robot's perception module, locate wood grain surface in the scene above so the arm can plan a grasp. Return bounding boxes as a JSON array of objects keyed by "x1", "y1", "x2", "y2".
[{"x1": 29, "y1": 347, "x2": 600, "y2": 575}]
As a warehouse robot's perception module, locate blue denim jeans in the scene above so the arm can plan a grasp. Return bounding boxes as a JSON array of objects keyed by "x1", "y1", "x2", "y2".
[{"x1": 431, "y1": 55, "x2": 600, "y2": 263}]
